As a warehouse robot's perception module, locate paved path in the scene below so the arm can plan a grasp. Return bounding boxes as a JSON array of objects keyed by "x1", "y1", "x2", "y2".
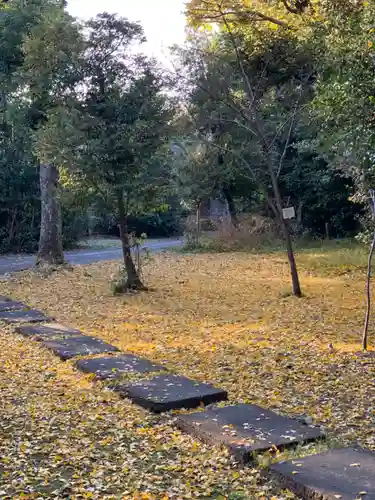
[{"x1": 0, "y1": 238, "x2": 183, "y2": 275}]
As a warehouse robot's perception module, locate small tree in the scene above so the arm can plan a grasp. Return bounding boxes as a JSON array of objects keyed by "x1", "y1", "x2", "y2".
[
  {"x1": 362, "y1": 190, "x2": 375, "y2": 351},
  {"x1": 171, "y1": 140, "x2": 220, "y2": 243},
  {"x1": 173, "y1": 18, "x2": 314, "y2": 296}
]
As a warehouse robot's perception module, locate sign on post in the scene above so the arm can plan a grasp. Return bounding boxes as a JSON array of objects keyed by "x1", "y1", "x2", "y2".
[{"x1": 282, "y1": 206, "x2": 295, "y2": 220}]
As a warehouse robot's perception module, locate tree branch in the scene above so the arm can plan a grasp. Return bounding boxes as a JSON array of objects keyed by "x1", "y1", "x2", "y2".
[
  {"x1": 276, "y1": 104, "x2": 298, "y2": 178},
  {"x1": 190, "y1": 8, "x2": 288, "y2": 27}
]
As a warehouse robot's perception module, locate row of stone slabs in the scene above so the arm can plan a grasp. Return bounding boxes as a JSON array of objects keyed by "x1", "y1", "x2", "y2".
[{"x1": 1, "y1": 295, "x2": 375, "y2": 499}]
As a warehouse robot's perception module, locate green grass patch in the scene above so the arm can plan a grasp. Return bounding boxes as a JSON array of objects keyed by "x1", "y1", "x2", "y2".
[
  {"x1": 294, "y1": 239, "x2": 369, "y2": 276},
  {"x1": 180, "y1": 235, "x2": 371, "y2": 276}
]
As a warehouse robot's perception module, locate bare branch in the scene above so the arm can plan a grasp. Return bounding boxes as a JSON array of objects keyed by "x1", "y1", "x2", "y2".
[
  {"x1": 276, "y1": 104, "x2": 298, "y2": 178},
  {"x1": 218, "y1": 5, "x2": 269, "y2": 148},
  {"x1": 276, "y1": 73, "x2": 313, "y2": 177},
  {"x1": 189, "y1": 8, "x2": 288, "y2": 27},
  {"x1": 220, "y1": 117, "x2": 257, "y2": 137}
]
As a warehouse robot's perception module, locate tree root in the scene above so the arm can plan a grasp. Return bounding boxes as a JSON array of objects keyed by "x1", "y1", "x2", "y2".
[{"x1": 112, "y1": 278, "x2": 148, "y2": 294}]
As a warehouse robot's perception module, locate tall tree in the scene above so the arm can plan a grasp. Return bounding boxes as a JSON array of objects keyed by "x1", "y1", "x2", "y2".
[
  {"x1": 21, "y1": 4, "x2": 83, "y2": 265},
  {"x1": 0, "y1": 0, "x2": 83, "y2": 264},
  {"x1": 36, "y1": 14, "x2": 173, "y2": 290},
  {"x1": 171, "y1": 139, "x2": 221, "y2": 239}
]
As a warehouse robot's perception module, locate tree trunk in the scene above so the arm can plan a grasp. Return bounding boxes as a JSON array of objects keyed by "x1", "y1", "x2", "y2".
[
  {"x1": 116, "y1": 189, "x2": 144, "y2": 290},
  {"x1": 362, "y1": 189, "x2": 375, "y2": 351},
  {"x1": 268, "y1": 163, "x2": 302, "y2": 297},
  {"x1": 280, "y1": 216, "x2": 302, "y2": 297},
  {"x1": 362, "y1": 231, "x2": 375, "y2": 351},
  {"x1": 222, "y1": 185, "x2": 239, "y2": 228},
  {"x1": 36, "y1": 164, "x2": 64, "y2": 266},
  {"x1": 196, "y1": 202, "x2": 201, "y2": 241},
  {"x1": 7, "y1": 207, "x2": 18, "y2": 246}
]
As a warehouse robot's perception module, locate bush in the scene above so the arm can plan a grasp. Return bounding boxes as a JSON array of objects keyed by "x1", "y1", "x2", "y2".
[
  {"x1": 214, "y1": 214, "x2": 283, "y2": 250},
  {"x1": 181, "y1": 214, "x2": 284, "y2": 253},
  {"x1": 95, "y1": 210, "x2": 186, "y2": 239},
  {"x1": 62, "y1": 208, "x2": 89, "y2": 249}
]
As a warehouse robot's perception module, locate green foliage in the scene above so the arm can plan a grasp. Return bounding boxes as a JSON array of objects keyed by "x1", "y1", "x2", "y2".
[
  {"x1": 0, "y1": 1, "x2": 90, "y2": 254},
  {"x1": 171, "y1": 140, "x2": 221, "y2": 209},
  {"x1": 310, "y1": 1, "x2": 375, "y2": 199},
  {"x1": 172, "y1": 15, "x2": 365, "y2": 238},
  {"x1": 0, "y1": 0, "x2": 373, "y2": 259},
  {"x1": 35, "y1": 13, "x2": 173, "y2": 220}
]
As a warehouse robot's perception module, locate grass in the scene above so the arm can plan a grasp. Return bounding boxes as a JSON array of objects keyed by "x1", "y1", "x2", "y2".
[
  {"x1": 295, "y1": 238, "x2": 370, "y2": 274},
  {"x1": 182, "y1": 237, "x2": 371, "y2": 276},
  {"x1": 1, "y1": 240, "x2": 375, "y2": 498}
]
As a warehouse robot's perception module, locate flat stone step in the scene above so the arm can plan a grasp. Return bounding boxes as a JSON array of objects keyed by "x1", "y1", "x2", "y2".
[
  {"x1": 0, "y1": 296, "x2": 12, "y2": 304},
  {"x1": 0, "y1": 309, "x2": 51, "y2": 324},
  {"x1": 113, "y1": 374, "x2": 228, "y2": 413},
  {"x1": 42, "y1": 336, "x2": 119, "y2": 360},
  {"x1": 0, "y1": 300, "x2": 28, "y2": 312},
  {"x1": 16, "y1": 323, "x2": 83, "y2": 340},
  {"x1": 76, "y1": 354, "x2": 167, "y2": 380},
  {"x1": 176, "y1": 404, "x2": 323, "y2": 463},
  {"x1": 270, "y1": 446, "x2": 375, "y2": 500}
]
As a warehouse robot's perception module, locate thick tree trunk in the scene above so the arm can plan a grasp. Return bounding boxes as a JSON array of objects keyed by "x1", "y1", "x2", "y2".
[
  {"x1": 36, "y1": 164, "x2": 64, "y2": 266},
  {"x1": 116, "y1": 189, "x2": 144, "y2": 290},
  {"x1": 222, "y1": 185, "x2": 239, "y2": 228}
]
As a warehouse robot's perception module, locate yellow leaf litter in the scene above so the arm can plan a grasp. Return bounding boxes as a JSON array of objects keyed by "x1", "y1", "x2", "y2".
[{"x1": 1, "y1": 250, "x2": 375, "y2": 498}]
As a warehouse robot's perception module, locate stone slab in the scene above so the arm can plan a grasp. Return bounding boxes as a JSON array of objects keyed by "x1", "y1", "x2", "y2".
[
  {"x1": 15, "y1": 323, "x2": 84, "y2": 340},
  {"x1": 113, "y1": 374, "x2": 228, "y2": 413},
  {"x1": 42, "y1": 336, "x2": 119, "y2": 360},
  {"x1": 0, "y1": 296, "x2": 14, "y2": 308},
  {"x1": 0, "y1": 309, "x2": 51, "y2": 324},
  {"x1": 0, "y1": 300, "x2": 29, "y2": 312},
  {"x1": 75, "y1": 354, "x2": 166, "y2": 380},
  {"x1": 176, "y1": 404, "x2": 323, "y2": 463},
  {"x1": 270, "y1": 447, "x2": 375, "y2": 500}
]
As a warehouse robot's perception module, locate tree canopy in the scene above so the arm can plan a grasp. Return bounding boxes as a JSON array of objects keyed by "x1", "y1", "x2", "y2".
[{"x1": 0, "y1": 0, "x2": 374, "y2": 292}]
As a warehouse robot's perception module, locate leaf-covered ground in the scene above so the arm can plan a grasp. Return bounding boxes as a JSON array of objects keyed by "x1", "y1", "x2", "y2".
[{"x1": 1, "y1": 248, "x2": 375, "y2": 498}]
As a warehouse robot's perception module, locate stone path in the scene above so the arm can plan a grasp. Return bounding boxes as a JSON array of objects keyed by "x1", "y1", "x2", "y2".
[
  {"x1": 1, "y1": 295, "x2": 375, "y2": 499},
  {"x1": 176, "y1": 404, "x2": 323, "y2": 463},
  {"x1": 113, "y1": 373, "x2": 228, "y2": 412},
  {"x1": 0, "y1": 308, "x2": 51, "y2": 323},
  {"x1": 16, "y1": 322, "x2": 83, "y2": 340},
  {"x1": 41, "y1": 335, "x2": 119, "y2": 360},
  {"x1": 0, "y1": 300, "x2": 29, "y2": 312},
  {"x1": 270, "y1": 447, "x2": 375, "y2": 499},
  {"x1": 76, "y1": 354, "x2": 167, "y2": 379}
]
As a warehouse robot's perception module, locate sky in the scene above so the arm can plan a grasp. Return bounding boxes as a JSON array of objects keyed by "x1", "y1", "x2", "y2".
[{"x1": 67, "y1": 0, "x2": 188, "y2": 65}]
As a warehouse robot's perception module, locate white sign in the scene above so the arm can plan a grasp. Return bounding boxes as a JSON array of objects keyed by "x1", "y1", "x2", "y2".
[{"x1": 282, "y1": 206, "x2": 295, "y2": 219}]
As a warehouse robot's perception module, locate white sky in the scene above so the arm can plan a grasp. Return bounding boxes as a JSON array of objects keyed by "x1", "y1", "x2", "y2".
[{"x1": 67, "y1": 0, "x2": 188, "y2": 65}]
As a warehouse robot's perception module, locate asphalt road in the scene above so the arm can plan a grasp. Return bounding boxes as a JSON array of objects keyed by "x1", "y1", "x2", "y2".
[{"x1": 0, "y1": 238, "x2": 183, "y2": 275}]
